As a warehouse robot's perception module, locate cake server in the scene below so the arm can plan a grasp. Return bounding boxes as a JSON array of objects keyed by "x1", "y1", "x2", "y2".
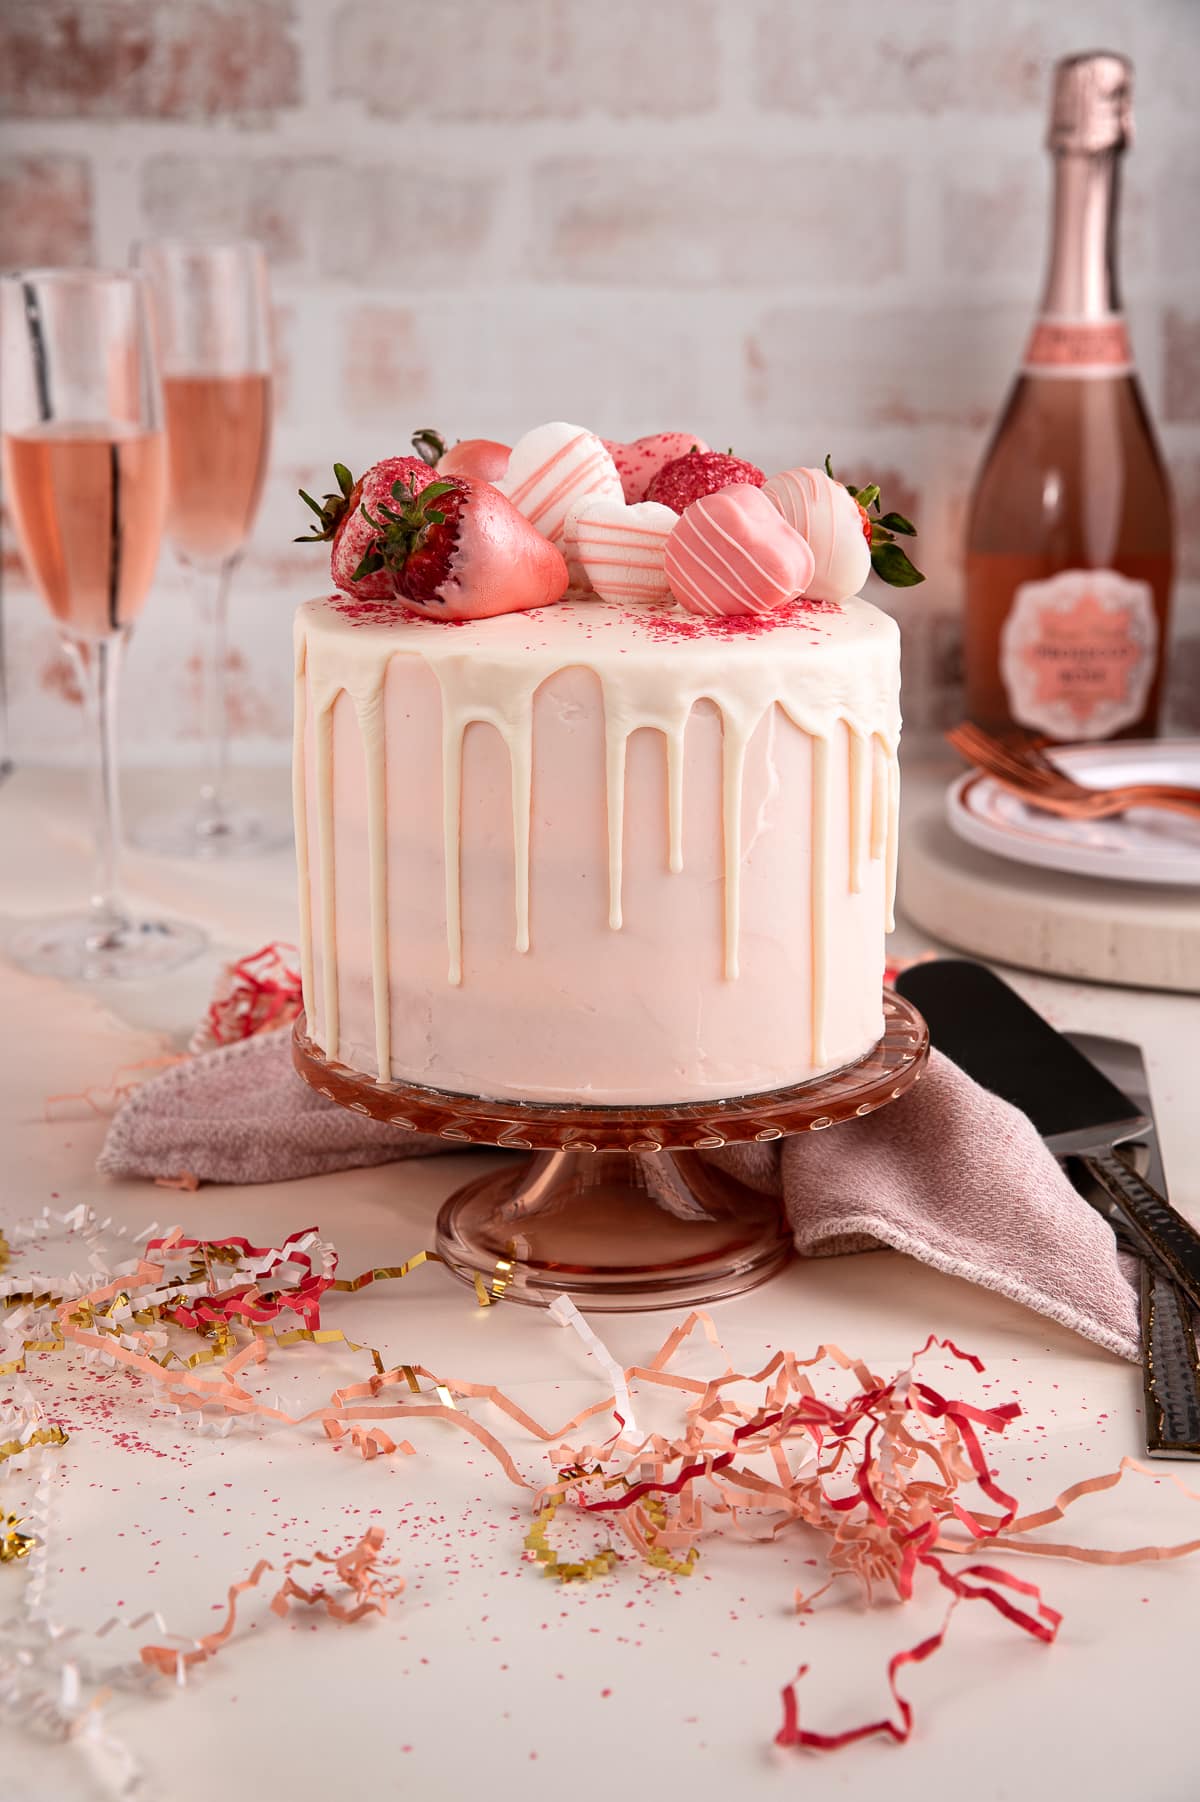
[
  {"x1": 894, "y1": 958, "x2": 1200, "y2": 1457},
  {"x1": 893, "y1": 959, "x2": 1200, "y2": 1316},
  {"x1": 1068, "y1": 1031, "x2": 1200, "y2": 1459}
]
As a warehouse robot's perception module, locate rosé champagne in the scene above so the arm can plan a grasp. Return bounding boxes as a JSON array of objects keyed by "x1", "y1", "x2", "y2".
[
  {"x1": 162, "y1": 371, "x2": 272, "y2": 566},
  {"x1": 965, "y1": 53, "x2": 1174, "y2": 742},
  {"x1": 2, "y1": 421, "x2": 166, "y2": 639}
]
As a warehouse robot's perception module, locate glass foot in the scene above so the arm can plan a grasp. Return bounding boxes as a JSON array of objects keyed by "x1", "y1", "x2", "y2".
[
  {"x1": 8, "y1": 911, "x2": 207, "y2": 981},
  {"x1": 132, "y1": 802, "x2": 292, "y2": 861},
  {"x1": 435, "y1": 1150, "x2": 792, "y2": 1311}
]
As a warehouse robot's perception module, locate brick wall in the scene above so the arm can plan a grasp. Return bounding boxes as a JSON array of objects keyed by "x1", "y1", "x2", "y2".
[{"x1": 2, "y1": 0, "x2": 1198, "y2": 761}]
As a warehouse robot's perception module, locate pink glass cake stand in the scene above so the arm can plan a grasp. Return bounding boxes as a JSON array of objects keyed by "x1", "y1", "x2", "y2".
[{"x1": 292, "y1": 989, "x2": 928, "y2": 1313}]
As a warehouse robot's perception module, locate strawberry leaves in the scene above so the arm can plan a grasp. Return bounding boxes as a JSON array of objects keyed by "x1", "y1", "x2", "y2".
[
  {"x1": 296, "y1": 463, "x2": 357, "y2": 542},
  {"x1": 355, "y1": 476, "x2": 461, "y2": 582},
  {"x1": 825, "y1": 455, "x2": 925, "y2": 589}
]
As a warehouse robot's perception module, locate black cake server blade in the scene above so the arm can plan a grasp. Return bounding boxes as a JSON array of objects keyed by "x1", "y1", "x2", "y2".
[
  {"x1": 894, "y1": 959, "x2": 1200, "y2": 1458},
  {"x1": 894, "y1": 959, "x2": 1200, "y2": 1317}
]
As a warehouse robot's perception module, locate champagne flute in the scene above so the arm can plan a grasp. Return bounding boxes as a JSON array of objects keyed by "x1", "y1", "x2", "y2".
[
  {"x1": 1, "y1": 269, "x2": 206, "y2": 979},
  {"x1": 132, "y1": 239, "x2": 286, "y2": 857}
]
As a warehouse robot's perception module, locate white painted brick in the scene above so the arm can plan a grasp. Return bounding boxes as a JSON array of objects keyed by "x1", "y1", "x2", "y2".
[
  {"x1": 531, "y1": 153, "x2": 905, "y2": 286},
  {"x1": 747, "y1": 304, "x2": 1026, "y2": 430},
  {"x1": 331, "y1": 0, "x2": 719, "y2": 119}
]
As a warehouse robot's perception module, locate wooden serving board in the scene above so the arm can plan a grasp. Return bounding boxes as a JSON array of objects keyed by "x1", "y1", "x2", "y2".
[{"x1": 898, "y1": 785, "x2": 1200, "y2": 994}]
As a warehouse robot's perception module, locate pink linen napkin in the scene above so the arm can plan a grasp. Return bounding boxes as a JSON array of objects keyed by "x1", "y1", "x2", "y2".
[{"x1": 98, "y1": 1030, "x2": 1139, "y2": 1363}]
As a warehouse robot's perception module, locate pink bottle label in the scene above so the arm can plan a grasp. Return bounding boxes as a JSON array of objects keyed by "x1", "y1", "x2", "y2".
[
  {"x1": 1022, "y1": 315, "x2": 1133, "y2": 377},
  {"x1": 1000, "y1": 569, "x2": 1157, "y2": 739}
]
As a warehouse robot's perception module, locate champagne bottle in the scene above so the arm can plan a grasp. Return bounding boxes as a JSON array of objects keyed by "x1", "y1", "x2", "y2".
[{"x1": 964, "y1": 52, "x2": 1174, "y2": 742}]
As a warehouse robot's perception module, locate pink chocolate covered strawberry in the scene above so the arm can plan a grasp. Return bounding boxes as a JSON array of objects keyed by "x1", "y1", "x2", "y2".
[
  {"x1": 602, "y1": 432, "x2": 711, "y2": 503},
  {"x1": 349, "y1": 471, "x2": 568, "y2": 620},
  {"x1": 412, "y1": 427, "x2": 511, "y2": 485},
  {"x1": 297, "y1": 457, "x2": 438, "y2": 600},
  {"x1": 646, "y1": 450, "x2": 766, "y2": 515},
  {"x1": 664, "y1": 485, "x2": 815, "y2": 619}
]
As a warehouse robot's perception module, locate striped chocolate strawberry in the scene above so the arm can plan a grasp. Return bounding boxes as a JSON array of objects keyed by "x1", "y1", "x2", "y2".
[{"x1": 824, "y1": 455, "x2": 924, "y2": 588}]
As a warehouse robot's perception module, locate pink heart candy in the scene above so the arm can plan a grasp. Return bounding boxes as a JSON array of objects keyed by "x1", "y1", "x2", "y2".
[{"x1": 664, "y1": 484, "x2": 816, "y2": 618}]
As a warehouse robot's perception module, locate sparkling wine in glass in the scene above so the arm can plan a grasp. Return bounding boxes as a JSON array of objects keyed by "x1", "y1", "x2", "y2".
[
  {"x1": 133, "y1": 239, "x2": 286, "y2": 856},
  {"x1": 1, "y1": 269, "x2": 206, "y2": 979},
  {"x1": 965, "y1": 53, "x2": 1174, "y2": 743}
]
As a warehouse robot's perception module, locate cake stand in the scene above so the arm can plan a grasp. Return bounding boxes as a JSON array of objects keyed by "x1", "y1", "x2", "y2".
[{"x1": 292, "y1": 990, "x2": 928, "y2": 1312}]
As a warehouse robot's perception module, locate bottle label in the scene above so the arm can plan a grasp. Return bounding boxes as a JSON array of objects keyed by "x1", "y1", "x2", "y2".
[
  {"x1": 1000, "y1": 569, "x2": 1157, "y2": 740},
  {"x1": 1022, "y1": 315, "x2": 1133, "y2": 378}
]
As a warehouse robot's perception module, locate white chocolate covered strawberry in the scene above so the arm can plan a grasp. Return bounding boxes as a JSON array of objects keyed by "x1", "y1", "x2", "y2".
[
  {"x1": 498, "y1": 422, "x2": 623, "y2": 547},
  {"x1": 764, "y1": 459, "x2": 924, "y2": 601},
  {"x1": 763, "y1": 466, "x2": 871, "y2": 605},
  {"x1": 567, "y1": 498, "x2": 677, "y2": 604}
]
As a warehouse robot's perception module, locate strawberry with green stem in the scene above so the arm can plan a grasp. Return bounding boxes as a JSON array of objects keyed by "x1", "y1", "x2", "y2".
[
  {"x1": 297, "y1": 456, "x2": 437, "y2": 600},
  {"x1": 304, "y1": 464, "x2": 569, "y2": 620},
  {"x1": 825, "y1": 454, "x2": 924, "y2": 587}
]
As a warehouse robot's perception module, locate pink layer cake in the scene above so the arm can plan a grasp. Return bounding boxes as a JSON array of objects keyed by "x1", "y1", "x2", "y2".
[{"x1": 292, "y1": 591, "x2": 901, "y2": 1103}]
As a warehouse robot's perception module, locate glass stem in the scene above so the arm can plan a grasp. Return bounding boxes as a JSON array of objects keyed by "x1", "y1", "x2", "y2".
[
  {"x1": 196, "y1": 556, "x2": 234, "y2": 832},
  {"x1": 65, "y1": 632, "x2": 126, "y2": 939}
]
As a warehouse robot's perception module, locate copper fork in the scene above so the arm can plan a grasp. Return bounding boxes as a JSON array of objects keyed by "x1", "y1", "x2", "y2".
[{"x1": 946, "y1": 721, "x2": 1200, "y2": 821}]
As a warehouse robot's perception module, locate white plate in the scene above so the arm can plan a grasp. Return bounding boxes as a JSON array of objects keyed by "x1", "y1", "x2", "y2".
[{"x1": 945, "y1": 738, "x2": 1200, "y2": 887}]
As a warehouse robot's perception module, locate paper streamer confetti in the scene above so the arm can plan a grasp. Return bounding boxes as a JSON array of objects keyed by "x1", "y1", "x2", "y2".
[
  {"x1": 7, "y1": 1207, "x2": 1200, "y2": 1760},
  {"x1": 138, "y1": 1527, "x2": 403, "y2": 1680}
]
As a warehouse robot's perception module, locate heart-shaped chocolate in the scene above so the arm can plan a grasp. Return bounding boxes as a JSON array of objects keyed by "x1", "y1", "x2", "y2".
[
  {"x1": 567, "y1": 498, "x2": 677, "y2": 604},
  {"x1": 664, "y1": 485, "x2": 816, "y2": 618}
]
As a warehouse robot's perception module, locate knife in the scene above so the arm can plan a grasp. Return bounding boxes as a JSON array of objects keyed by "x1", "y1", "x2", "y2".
[
  {"x1": 1069, "y1": 1032, "x2": 1200, "y2": 1460},
  {"x1": 893, "y1": 959, "x2": 1200, "y2": 1316},
  {"x1": 893, "y1": 960, "x2": 1200, "y2": 1459}
]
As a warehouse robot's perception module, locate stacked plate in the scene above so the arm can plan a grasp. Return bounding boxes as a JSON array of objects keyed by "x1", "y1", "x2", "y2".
[{"x1": 946, "y1": 739, "x2": 1200, "y2": 888}]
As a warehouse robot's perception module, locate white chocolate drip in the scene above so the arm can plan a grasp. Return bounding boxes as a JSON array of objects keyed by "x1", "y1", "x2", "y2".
[
  {"x1": 292, "y1": 598, "x2": 901, "y2": 1076},
  {"x1": 604, "y1": 716, "x2": 628, "y2": 931},
  {"x1": 314, "y1": 705, "x2": 338, "y2": 1061},
  {"x1": 356, "y1": 686, "x2": 391, "y2": 1077},
  {"x1": 810, "y1": 733, "x2": 830, "y2": 1065},
  {"x1": 292, "y1": 639, "x2": 315, "y2": 1022}
]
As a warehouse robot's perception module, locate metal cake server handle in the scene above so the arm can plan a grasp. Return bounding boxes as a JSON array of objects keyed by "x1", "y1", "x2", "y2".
[
  {"x1": 1067, "y1": 1033, "x2": 1200, "y2": 1461},
  {"x1": 1078, "y1": 1146, "x2": 1200, "y2": 1319}
]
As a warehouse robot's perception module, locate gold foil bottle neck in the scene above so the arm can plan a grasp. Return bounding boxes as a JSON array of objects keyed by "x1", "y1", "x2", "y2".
[{"x1": 1048, "y1": 51, "x2": 1133, "y2": 155}]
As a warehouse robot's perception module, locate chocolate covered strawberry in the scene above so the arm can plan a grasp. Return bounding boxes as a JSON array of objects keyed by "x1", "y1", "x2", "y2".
[
  {"x1": 602, "y1": 432, "x2": 711, "y2": 503},
  {"x1": 646, "y1": 450, "x2": 766, "y2": 515},
  {"x1": 412, "y1": 427, "x2": 511, "y2": 485},
  {"x1": 823, "y1": 454, "x2": 924, "y2": 588},
  {"x1": 352, "y1": 471, "x2": 569, "y2": 620},
  {"x1": 297, "y1": 457, "x2": 437, "y2": 600}
]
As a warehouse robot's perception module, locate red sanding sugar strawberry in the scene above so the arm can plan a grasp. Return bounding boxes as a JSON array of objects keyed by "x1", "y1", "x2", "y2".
[
  {"x1": 412, "y1": 427, "x2": 511, "y2": 485},
  {"x1": 297, "y1": 457, "x2": 437, "y2": 600},
  {"x1": 602, "y1": 432, "x2": 712, "y2": 503},
  {"x1": 646, "y1": 449, "x2": 766, "y2": 515},
  {"x1": 354, "y1": 471, "x2": 569, "y2": 620}
]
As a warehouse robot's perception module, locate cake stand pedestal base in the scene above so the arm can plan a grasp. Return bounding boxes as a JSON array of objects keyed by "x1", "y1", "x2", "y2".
[
  {"x1": 292, "y1": 990, "x2": 928, "y2": 1313},
  {"x1": 436, "y1": 1149, "x2": 790, "y2": 1311}
]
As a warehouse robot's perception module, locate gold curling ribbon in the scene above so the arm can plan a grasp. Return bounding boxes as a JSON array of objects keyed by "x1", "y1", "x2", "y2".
[
  {"x1": 641, "y1": 1496, "x2": 700, "y2": 1578},
  {"x1": 0, "y1": 1229, "x2": 8, "y2": 1274},
  {"x1": 524, "y1": 1501, "x2": 621, "y2": 1583},
  {"x1": 0, "y1": 1513, "x2": 34, "y2": 1563},
  {"x1": 0, "y1": 1424, "x2": 68, "y2": 1467}
]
